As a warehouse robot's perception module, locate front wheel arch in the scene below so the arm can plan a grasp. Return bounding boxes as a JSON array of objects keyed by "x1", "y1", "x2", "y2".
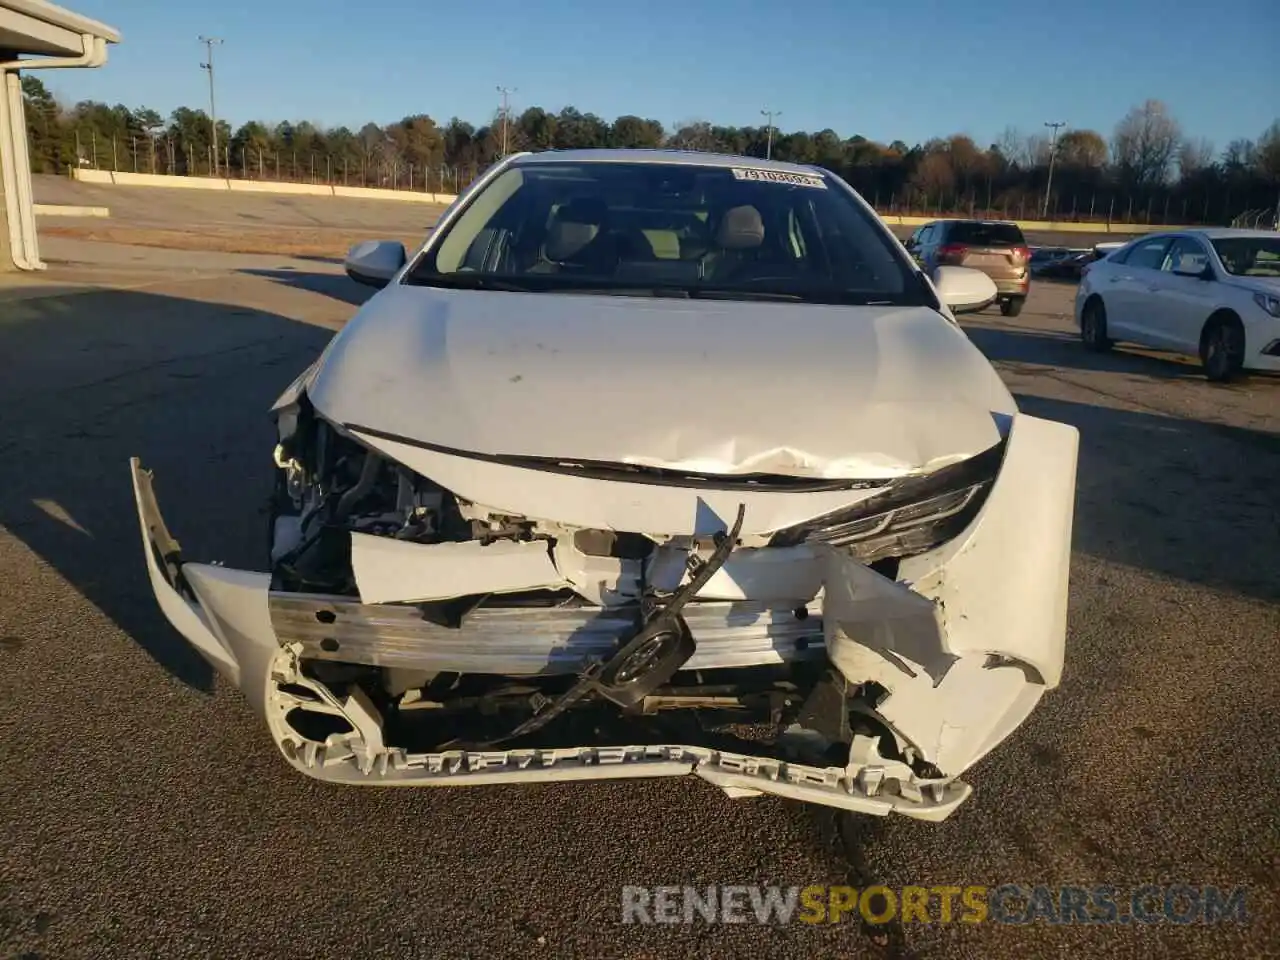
[
  {"x1": 1198, "y1": 310, "x2": 1246, "y2": 382},
  {"x1": 1080, "y1": 294, "x2": 1112, "y2": 351}
]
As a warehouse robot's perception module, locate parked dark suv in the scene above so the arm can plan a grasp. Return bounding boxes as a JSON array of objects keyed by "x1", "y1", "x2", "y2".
[{"x1": 904, "y1": 219, "x2": 1031, "y2": 316}]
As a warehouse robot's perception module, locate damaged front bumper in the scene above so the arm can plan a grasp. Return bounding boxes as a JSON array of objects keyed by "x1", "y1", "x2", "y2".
[{"x1": 129, "y1": 411, "x2": 1077, "y2": 822}]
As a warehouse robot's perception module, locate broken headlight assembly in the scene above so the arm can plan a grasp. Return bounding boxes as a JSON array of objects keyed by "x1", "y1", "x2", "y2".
[{"x1": 768, "y1": 439, "x2": 1007, "y2": 562}]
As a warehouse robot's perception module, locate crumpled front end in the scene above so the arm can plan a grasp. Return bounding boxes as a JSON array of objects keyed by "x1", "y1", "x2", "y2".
[{"x1": 129, "y1": 404, "x2": 1077, "y2": 822}]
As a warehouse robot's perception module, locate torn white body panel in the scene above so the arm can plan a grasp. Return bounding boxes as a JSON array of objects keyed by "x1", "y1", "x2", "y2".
[
  {"x1": 303, "y1": 290, "x2": 1016, "y2": 480},
  {"x1": 130, "y1": 408, "x2": 1077, "y2": 819},
  {"x1": 821, "y1": 413, "x2": 1078, "y2": 776},
  {"x1": 351, "y1": 534, "x2": 567, "y2": 604},
  {"x1": 694, "y1": 545, "x2": 824, "y2": 602},
  {"x1": 356, "y1": 527, "x2": 824, "y2": 609}
]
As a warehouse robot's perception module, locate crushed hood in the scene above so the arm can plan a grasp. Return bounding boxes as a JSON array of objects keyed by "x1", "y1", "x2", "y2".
[{"x1": 304, "y1": 286, "x2": 1016, "y2": 480}]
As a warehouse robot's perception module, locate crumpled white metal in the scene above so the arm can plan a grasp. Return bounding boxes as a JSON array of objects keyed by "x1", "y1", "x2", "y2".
[{"x1": 129, "y1": 408, "x2": 1077, "y2": 817}]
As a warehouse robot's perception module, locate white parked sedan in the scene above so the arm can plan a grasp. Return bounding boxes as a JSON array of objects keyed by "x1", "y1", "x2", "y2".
[
  {"x1": 1074, "y1": 228, "x2": 1280, "y2": 381},
  {"x1": 130, "y1": 148, "x2": 1079, "y2": 824}
]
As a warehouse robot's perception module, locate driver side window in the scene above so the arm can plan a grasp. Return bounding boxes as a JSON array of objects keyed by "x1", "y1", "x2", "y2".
[{"x1": 1160, "y1": 237, "x2": 1210, "y2": 275}]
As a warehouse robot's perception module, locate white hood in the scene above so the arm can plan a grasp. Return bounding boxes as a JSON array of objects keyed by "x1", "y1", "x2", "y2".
[{"x1": 304, "y1": 286, "x2": 1016, "y2": 480}]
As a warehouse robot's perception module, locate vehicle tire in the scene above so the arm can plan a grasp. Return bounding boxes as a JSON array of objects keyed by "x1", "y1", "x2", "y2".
[
  {"x1": 1080, "y1": 297, "x2": 1112, "y2": 352},
  {"x1": 1199, "y1": 313, "x2": 1245, "y2": 382},
  {"x1": 1000, "y1": 296, "x2": 1025, "y2": 318}
]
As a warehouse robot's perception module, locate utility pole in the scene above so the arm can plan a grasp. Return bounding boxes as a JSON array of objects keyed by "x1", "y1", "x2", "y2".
[
  {"x1": 760, "y1": 109, "x2": 781, "y2": 160},
  {"x1": 496, "y1": 86, "x2": 516, "y2": 158},
  {"x1": 199, "y1": 36, "x2": 224, "y2": 176},
  {"x1": 1042, "y1": 120, "x2": 1066, "y2": 218}
]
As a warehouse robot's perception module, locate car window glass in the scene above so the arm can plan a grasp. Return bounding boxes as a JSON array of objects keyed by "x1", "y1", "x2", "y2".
[
  {"x1": 1125, "y1": 237, "x2": 1172, "y2": 271},
  {"x1": 1211, "y1": 237, "x2": 1280, "y2": 277},
  {"x1": 411, "y1": 161, "x2": 928, "y2": 306},
  {"x1": 947, "y1": 221, "x2": 1026, "y2": 246},
  {"x1": 1160, "y1": 238, "x2": 1210, "y2": 274}
]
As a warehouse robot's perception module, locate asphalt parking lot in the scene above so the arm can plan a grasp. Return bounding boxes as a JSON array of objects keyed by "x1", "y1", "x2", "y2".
[{"x1": 1, "y1": 235, "x2": 1277, "y2": 959}]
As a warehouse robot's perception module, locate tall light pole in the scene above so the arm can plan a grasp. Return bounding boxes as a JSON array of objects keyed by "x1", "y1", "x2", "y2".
[
  {"x1": 1042, "y1": 120, "x2": 1066, "y2": 218},
  {"x1": 761, "y1": 109, "x2": 781, "y2": 160},
  {"x1": 496, "y1": 86, "x2": 516, "y2": 157},
  {"x1": 199, "y1": 36, "x2": 223, "y2": 176}
]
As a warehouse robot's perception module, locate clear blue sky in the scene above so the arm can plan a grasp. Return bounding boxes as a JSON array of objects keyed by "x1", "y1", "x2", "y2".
[{"x1": 45, "y1": 0, "x2": 1280, "y2": 150}]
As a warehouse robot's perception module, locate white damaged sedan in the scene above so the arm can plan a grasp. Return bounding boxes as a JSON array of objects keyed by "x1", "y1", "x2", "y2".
[{"x1": 131, "y1": 149, "x2": 1079, "y2": 822}]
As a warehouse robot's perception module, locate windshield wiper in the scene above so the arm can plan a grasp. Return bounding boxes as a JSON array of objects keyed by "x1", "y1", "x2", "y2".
[
  {"x1": 556, "y1": 285, "x2": 691, "y2": 298},
  {"x1": 406, "y1": 273, "x2": 537, "y2": 292},
  {"x1": 690, "y1": 288, "x2": 805, "y2": 302},
  {"x1": 691, "y1": 287, "x2": 903, "y2": 305}
]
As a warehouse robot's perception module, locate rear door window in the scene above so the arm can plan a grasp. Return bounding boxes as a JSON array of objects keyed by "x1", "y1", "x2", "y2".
[{"x1": 946, "y1": 221, "x2": 1026, "y2": 246}]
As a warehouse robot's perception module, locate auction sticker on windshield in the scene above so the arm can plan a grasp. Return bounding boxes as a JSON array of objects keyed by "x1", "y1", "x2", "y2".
[{"x1": 731, "y1": 168, "x2": 827, "y2": 188}]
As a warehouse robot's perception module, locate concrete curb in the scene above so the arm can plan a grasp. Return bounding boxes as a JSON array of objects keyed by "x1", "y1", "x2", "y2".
[
  {"x1": 73, "y1": 168, "x2": 458, "y2": 205},
  {"x1": 883, "y1": 214, "x2": 1191, "y2": 234},
  {"x1": 34, "y1": 203, "x2": 110, "y2": 218}
]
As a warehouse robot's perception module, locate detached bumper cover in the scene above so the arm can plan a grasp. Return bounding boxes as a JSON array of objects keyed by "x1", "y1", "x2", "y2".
[{"x1": 128, "y1": 411, "x2": 1077, "y2": 820}]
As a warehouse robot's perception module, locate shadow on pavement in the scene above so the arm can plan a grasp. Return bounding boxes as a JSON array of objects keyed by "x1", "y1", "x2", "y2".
[
  {"x1": 1016, "y1": 393, "x2": 1280, "y2": 603},
  {"x1": 963, "y1": 320, "x2": 1280, "y2": 386},
  {"x1": 0, "y1": 286, "x2": 333, "y2": 692},
  {"x1": 240, "y1": 268, "x2": 375, "y2": 307},
  {"x1": 962, "y1": 322, "x2": 1207, "y2": 382}
]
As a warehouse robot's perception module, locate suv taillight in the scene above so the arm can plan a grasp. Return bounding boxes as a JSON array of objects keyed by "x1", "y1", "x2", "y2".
[
  {"x1": 937, "y1": 243, "x2": 967, "y2": 260},
  {"x1": 1012, "y1": 245, "x2": 1031, "y2": 262}
]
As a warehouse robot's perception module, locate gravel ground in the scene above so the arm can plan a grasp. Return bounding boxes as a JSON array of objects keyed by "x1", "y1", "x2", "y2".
[{"x1": 0, "y1": 244, "x2": 1276, "y2": 959}]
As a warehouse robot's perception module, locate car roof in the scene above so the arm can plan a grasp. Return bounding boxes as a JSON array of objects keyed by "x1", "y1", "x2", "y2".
[
  {"x1": 1117, "y1": 228, "x2": 1277, "y2": 246},
  {"x1": 932, "y1": 218, "x2": 1021, "y2": 226},
  {"x1": 1182, "y1": 227, "x2": 1280, "y2": 241},
  {"x1": 509, "y1": 148, "x2": 823, "y2": 176}
]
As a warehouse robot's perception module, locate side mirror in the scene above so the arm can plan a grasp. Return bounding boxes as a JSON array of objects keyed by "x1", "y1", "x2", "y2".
[
  {"x1": 932, "y1": 265, "x2": 998, "y2": 315},
  {"x1": 344, "y1": 240, "x2": 407, "y2": 288}
]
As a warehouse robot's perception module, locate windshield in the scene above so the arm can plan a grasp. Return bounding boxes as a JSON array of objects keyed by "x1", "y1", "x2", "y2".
[
  {"x1": 406, "y1": 161, "x2": 929, "y2": 306},
  {"x1": 1211, "y1": 237, "x2": 1280, "y2": 277}
]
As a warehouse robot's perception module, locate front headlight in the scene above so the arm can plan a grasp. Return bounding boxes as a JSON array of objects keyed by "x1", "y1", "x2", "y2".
[
  {"x1": 1255, "y1": 292, "x2": 1280, "y2": 318},
  {"x1": 769, "y1": 440, "x2": 1007, "y2": 562}
]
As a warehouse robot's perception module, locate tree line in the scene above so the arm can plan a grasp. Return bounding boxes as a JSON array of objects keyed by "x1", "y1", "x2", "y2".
[{"x1": 20, "y1": 77, "x2": 1280, "y2": 225}]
